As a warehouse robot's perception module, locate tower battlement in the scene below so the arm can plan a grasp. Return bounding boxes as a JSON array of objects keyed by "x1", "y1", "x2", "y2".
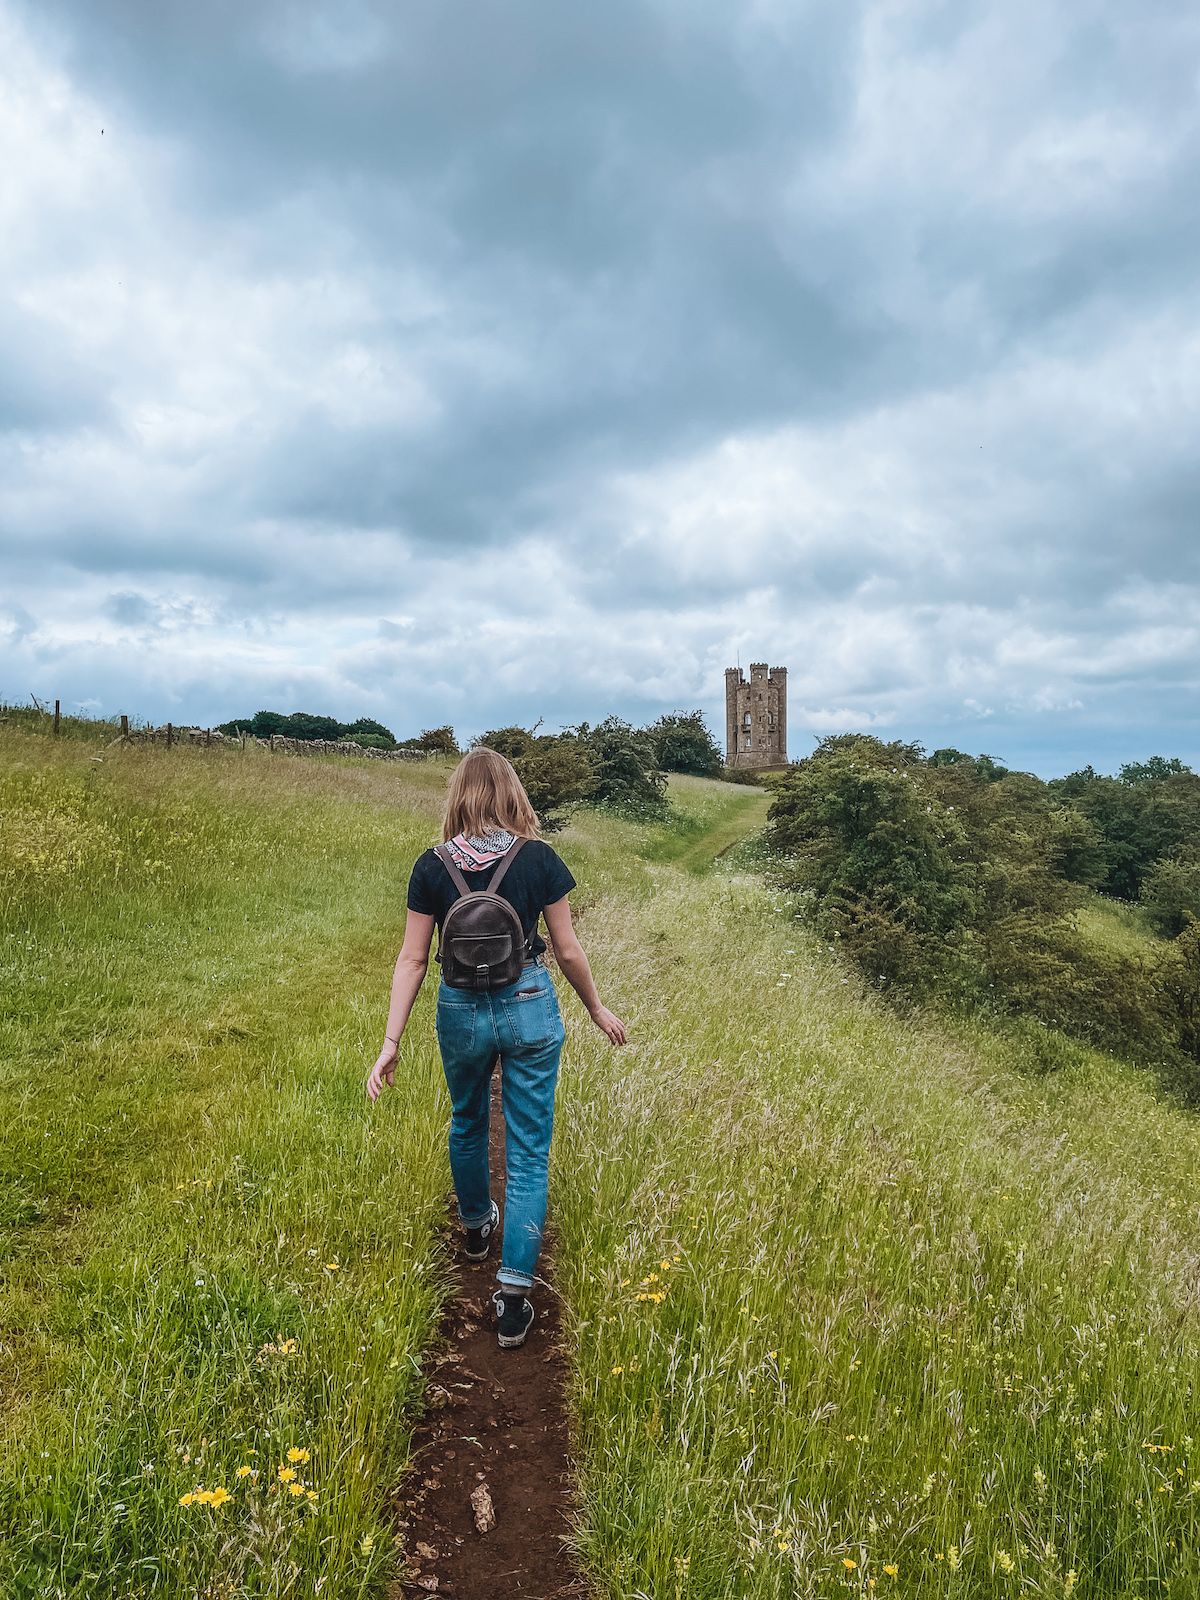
[{"x1": 725, "y1": 661, "x2": 788, "y2": 770}]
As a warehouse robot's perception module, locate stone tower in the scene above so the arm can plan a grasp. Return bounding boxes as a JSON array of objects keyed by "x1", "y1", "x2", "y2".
[{"x1": 725, "y1": 663, "x2": 788, "y2": 770}]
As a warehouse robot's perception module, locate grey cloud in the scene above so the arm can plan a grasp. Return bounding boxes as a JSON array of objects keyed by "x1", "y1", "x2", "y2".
[{"x1": 3, "y1": 0, "x2": 1200, "y2": 772}]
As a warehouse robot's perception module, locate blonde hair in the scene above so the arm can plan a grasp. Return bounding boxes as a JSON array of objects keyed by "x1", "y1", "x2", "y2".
[{"x1": 442, "y1": 747, "x2": 541, "y2": 842}]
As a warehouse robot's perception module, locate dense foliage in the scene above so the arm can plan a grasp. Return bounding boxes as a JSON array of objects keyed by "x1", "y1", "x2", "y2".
[
  {"x1": 644, "y1": 710, "x2": 724, "y2": 777},
  {"x1": 397, "y1": 725, "x2": 460, "y2": 756},
  {"x1": 475, "y1": 716, "x2": 669, "y2": 826},
  {"x1": 1048, "y1": 763, "x2": 1200, "y2": 899},
  {"x1": 764, "y1": 735, "x2": 1200, "y2": 1086}
]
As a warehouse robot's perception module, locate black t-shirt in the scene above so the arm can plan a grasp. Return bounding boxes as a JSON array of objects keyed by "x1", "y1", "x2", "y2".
[{"x1": 406, "y1": 839, "x2": 577, "y2": 959}]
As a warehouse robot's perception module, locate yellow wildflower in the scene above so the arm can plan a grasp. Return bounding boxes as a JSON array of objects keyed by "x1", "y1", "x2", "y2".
[
  {"x1": 306, "y1": 1489, "x2": 318, "y2": 1502},
  {"x1": 286, "y1": 1447, "x2": 310, "y2": 1464},
  {"x1": 235, "y1": 1465, "x2": 253, "y2": 1480},
  {"x1": 208, "y1": 1486, "x2": 231, "y2": 1509},
  {"x1": 179, "y1": 1492, "x2": 196, "y2": 1506},
  {"x1": 287, "y1": 1482, "x2": 306, "y2": 1497},
  {"x1": 883, "y1": 1565, "x2": 899, "y2": 1578},
  {"x1": 611, "y1": 1365, "x2": 625, "y2": 1375},
  {"x1": 996, "y1": 1550, "x2": 1015, "y2": 1574},
  {"x1": 278, "y1": 1466, "x2": 297, "y2": 1483},
  {"x1": 843, "y1": 1557, "x2": 857, "y2": 1571},
  {"x1": 323, "y1": 1260, "x2": 340, "y2": 1271}
]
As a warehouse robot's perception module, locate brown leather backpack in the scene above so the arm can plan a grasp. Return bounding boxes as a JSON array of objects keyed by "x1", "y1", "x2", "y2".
[{"x1": 434, "y1": 839, "x2": 529, "y2": 990}]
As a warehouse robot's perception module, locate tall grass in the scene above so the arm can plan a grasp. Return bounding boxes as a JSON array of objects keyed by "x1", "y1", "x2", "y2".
[
  {"x1": 0, "y1": 735, "x2": 453, "y2": 1597},
  {"x1": 552, "y1": 787, "x2": 1200, "y2": 1598}
]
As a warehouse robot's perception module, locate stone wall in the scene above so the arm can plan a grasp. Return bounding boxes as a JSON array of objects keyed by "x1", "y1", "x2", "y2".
[{"x1": 125, "y1": 725, "x2": 435, "y2": 761}]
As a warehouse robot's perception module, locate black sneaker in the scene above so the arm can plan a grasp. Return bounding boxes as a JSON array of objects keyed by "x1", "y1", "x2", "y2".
[
  {"x1": 492, "y1": 1288, "x2": 535, "y2": 1349},
  {"x1": 464, "y1": 1200, "x2": 499, "y2": 1262}
]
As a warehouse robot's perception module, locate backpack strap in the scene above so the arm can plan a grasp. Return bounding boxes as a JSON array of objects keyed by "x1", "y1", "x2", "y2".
[
  {"x1": 484, "y1": 835, "x2": 526, "y2": 893},
  {"x1": 433, "y1": 843, "x2": 472, "y2": 898}
]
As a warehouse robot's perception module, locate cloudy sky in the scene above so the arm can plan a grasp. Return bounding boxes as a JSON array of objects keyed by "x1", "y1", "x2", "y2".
[{"x1": 3, "y1": 1, "x2": 1198, "y2": 774}]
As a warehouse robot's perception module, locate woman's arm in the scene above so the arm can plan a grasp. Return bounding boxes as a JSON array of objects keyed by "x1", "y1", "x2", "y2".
[
  {"x1": 365, "y1": 909, "x2": 436, "y2": 1100},
  {"x1": 542, "y1": 896, "x2": 627, "y2": 1045}
]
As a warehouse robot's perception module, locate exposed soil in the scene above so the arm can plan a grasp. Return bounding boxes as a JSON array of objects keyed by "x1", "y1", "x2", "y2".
[{"x1": 389, "y1": 1061, "x2": 587, "y2": 1600}]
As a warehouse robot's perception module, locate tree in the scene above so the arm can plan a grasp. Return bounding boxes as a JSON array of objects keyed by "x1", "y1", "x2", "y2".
[
  {"x1": 1119, "y1": 756, "x2": 1192, "y2": 785},
  {"x1": 568, "y1": 717, "x2": 668, "y2": 818},
  {"x1": 281, "y1": 712, "x2": 342, "y2": 742},
  {"x1": 343, "y1": 717, "x2": 397, "y2": 748},
  {"x1": 248, "y1": 710, "x2": 289, "y2": 738},
  {"x1": 1141, "y1": 850, "x2": 1200, "y2": 938},
  {"x1": 645, "y1": 710, "x2": 723, "y2": 777},
  {"x1": 474, "y1": 727, "x2": 596, "y2": 827},
  {"x1": 1049, "y1": 770, "x2": 1200, "y2": 900},
  {"x1": 398, "y1": 726, "x2": 460, "y2": 756}
]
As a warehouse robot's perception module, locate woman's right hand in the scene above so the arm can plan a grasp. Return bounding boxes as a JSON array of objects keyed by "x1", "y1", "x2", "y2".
[
  {"x1": 589, "y1": 1005, "x2": 627, "y2": 1046},
  {"x1": 365, "y1": 1043, "x2": 398, "y2": 1101}
]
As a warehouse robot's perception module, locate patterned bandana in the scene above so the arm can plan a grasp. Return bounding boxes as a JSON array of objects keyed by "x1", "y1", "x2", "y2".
[{"x1": 444, "y1": 827, "x2": 517, "y2": 872}]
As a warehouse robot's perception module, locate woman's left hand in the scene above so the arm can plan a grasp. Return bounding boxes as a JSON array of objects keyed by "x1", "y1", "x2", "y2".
[{"x1": 365, "y1": 1043, "x2": 398, "y2": 1102}]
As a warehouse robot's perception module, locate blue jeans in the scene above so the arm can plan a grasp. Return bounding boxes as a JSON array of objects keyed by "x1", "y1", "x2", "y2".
[{"x1": 435, "y1": 959, "x2": 566, "y2": 1290}]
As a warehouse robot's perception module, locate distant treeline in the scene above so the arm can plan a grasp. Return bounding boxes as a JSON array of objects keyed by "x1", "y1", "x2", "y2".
[
  {"x1": 216, "y1": 711, "x2": 460, "y2": 755},
  {"x1": 762, "y1": 736, "x2": 1200, "y2": 1092}
]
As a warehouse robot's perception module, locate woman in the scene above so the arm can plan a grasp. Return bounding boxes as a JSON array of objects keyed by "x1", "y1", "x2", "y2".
[{"x1": 366, "y1": 747, "x2": 627, "y2": 1349}]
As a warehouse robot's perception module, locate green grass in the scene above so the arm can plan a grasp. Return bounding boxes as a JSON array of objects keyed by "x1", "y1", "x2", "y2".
[
  {"x1": 5, "y1": 735, "x2": 1200, "y2": 1598},
  {"x1": 1074, "y1": 895, "x2": 1160, "y2": 960},
  {"x1": 551, "y1": 816, "x2": 1200, "y2": 1599},
  {"x1": 637, "y1": 775, "x2": 772, "y2": 873},
  {"x1": 0, "y1": 734, "x2": 454, "y2": 1597}
]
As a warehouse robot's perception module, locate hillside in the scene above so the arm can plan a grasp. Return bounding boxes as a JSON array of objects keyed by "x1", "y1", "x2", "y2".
[{"x1": 2, "y1": 734, "x2": 1199, "y2": 1597}]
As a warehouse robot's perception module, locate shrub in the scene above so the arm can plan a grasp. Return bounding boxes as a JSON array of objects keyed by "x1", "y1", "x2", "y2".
[
  {"x1": 398, "y1": 725, "x2": 459, "y2": 756},
  {"x1": 342, "y1": 717, "x2": 397, "y2": 748},
  {"x1": 765, "y1": 737, "x2": 975, "y2": 994},
  {"x1": 474, "y1": 727, "x2": 596, "y2": 828},
  {"x1": 1159, "y1": 921, "x2": 1200, "y2": 1069},
  {"x1": 645, "y1": 710, "x2": 723, "y2": 777},
  {"x1": 567, "y1": 717, "x2": 668, "y2": 820},
  {"x1": 1141, "y1": 850, "x2": 1200, "y2": 938}
]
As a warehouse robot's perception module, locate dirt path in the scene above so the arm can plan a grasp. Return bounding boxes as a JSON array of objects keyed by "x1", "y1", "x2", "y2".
[{"x1": 390, "y1": 1065, "x2": 585, "y2": 1600}]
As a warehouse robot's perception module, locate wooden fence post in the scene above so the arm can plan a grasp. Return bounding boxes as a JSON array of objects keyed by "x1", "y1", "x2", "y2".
[
  {"x1": 120, "y1": 714, "x2": 129, "y2": 741},
  {"x1": 205, "y1": 727, "x2": 211, "y2": 747},
  {"x1": 53, "y1": 699, "x2": 61, "y2": 737},
  {"x1": 166, "y1": 722, "x2": 173, "y2": 750}
]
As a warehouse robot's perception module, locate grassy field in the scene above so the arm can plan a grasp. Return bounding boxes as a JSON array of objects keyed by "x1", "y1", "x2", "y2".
[
  {"x1": 0, "y1": 736, "x2": 453, "y2": 1597},
  {"x1": 4, "y1": 744, "x2": 1200, "y2": 1597}
]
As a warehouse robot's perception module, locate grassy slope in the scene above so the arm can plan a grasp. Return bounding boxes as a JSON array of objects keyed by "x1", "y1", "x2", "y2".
[
  {"x1": 635, "y1": 776, "x2": 772, "y2": 873},
  {"x1": 4, "y1": 747, "x2": 1200, "y2": 1598},
  {"x1": 552, "y1": 781, "x2": 1200, "y2": 1599}
]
